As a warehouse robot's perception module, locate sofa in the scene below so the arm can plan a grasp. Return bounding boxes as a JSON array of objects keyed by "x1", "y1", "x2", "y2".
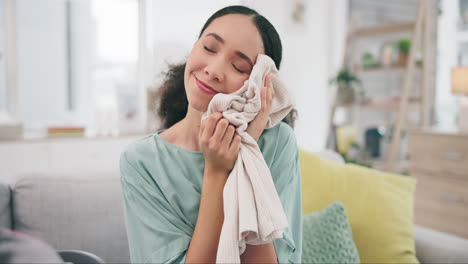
[{"x1": 1, "y1": 170, "x2": 468, "y2": 263}]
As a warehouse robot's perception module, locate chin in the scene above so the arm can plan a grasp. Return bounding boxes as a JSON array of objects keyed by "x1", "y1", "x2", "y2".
[
  {"x1": 186, "y1": 83, "x2": 212, "y2": 113},
  {"x1": 187, "y1": 91, "x2": 210, "y2": 113}
]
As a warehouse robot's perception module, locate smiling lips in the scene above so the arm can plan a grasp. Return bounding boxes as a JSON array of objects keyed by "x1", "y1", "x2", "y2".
[{"x1": 195, "y1": 76, "x2": 218, "y2": 95}]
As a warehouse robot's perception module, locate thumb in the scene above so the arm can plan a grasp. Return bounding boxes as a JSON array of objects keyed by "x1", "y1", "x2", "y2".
[{"x1": 264, "y1": 73, "x2": 271, "y2": 87}]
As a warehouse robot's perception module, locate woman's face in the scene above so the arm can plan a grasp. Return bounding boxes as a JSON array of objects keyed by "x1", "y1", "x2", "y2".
[{"x1": 184, "y1": 14, "x2": 265, "y2": 112}]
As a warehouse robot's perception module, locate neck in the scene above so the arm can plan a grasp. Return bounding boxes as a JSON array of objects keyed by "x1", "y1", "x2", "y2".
[{"x1": 172, "y1": 106, "x2": 204, "y2": 152}]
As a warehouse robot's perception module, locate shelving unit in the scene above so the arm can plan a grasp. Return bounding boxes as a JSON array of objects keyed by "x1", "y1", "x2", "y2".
[
  {"x1": 336, "y1": 98, "x2": 421, "y2": 112},
  {"x1": 327, "y1": 0, "x2": 437, "y2": 173},
  {"x1": 350, "y1": 22, "x2": 416, "y2": 38},
  {"x1": 354, "y1": 64, "x2": 422, "y2": 73}
]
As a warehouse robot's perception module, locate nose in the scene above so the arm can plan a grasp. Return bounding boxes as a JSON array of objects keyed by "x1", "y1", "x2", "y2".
[{"x1": 204, "y1": 58, "x2": 225, "y2": 83}]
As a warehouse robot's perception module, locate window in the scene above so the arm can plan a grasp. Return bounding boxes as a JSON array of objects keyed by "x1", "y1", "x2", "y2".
[
  {"x1": 90, "y1": 0, "x2": 140, "y2": 136},
  {"x1": 5, "y1": 0, "x2": 145, "y2": 137}
]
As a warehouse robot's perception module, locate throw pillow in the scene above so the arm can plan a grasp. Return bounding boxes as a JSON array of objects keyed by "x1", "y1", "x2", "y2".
[
  {"x1": 302, "y1": 201, "x2": 360, "y2": 264},
  {"x1": 299, "y1": 150, "x2": 418, "y2": 263}
]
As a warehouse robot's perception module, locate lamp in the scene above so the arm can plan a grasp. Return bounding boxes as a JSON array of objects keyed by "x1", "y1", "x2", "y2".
[{"x1": 451, "y1": 66, "x2": 468, "y2": 132}]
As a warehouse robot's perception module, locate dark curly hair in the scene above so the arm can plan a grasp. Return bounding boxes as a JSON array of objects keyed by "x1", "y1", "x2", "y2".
[{"x1": 155, "y1": 5, "x2": 297, "y2": 129}]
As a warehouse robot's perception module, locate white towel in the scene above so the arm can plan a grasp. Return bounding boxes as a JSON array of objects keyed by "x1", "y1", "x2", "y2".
[{"x1": 202, "y1": 54, "x2": 294, "y2": 263}]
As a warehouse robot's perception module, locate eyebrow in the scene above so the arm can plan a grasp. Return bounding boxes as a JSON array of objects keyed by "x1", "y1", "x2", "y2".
[{"x1": 206, "y1": 33, "x2": 254, "y2": 67}]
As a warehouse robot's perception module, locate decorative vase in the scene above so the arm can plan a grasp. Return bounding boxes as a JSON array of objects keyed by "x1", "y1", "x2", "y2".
[
  {"x1": 397, "y1": 53, "x2": 408, "y2": 67},
  {"x1": 337, "y1": 84, "x2": 355, "y2": 104}
]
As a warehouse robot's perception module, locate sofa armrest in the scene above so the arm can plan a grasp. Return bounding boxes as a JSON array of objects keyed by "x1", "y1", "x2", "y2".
[{"x1": 415, "y1": 225, "x2": 468, "y2": 263}]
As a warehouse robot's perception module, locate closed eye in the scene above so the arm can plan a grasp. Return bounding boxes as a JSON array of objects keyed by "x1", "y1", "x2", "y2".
[
  {"x1": 232, "y1": 64, "x2": 246, "y2": 74},
  {"x1": 204, "y1": 46, "x2": 215, "y2": 53}
]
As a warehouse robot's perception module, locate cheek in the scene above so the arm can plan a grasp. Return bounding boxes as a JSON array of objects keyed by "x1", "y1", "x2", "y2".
[
  {"x1": 183, "y1": 68, "x2": 190, "y2": 93},
  {"x1": 186, "y1": 45, "x2": 204, "y2": 71},
  {"x1": 227, "y1": 76, "x2": 249, "y2": 94}
]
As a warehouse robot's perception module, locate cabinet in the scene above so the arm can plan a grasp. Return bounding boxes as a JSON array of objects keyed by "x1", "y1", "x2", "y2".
[{"x1": 409, "y1": 129, "x2": 468, "y2": 238}]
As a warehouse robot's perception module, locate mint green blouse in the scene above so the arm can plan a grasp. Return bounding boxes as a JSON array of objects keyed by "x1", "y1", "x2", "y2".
[{"x1": 120, "y1": 122, "x2": 302, "y2": 263}]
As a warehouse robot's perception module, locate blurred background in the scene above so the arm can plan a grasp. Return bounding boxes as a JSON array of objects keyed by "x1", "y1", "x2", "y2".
[
  {"x1": 0, "y1": 0, "x2": 348, "y2": 146},
  {"x1": 1, "y1": 0, "x2": 467, "y2": 170},
  {"x1": 1, "y1": 0, "x2": 468, "y2": 247}
]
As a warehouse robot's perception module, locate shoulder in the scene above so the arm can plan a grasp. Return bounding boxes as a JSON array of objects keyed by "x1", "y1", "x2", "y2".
[
  {"x1": 121, "y1": 134, "x2": 155, "y2": 162},
  {"x1": 120, "y1": 134, "x2": 158, "y2": 179},
  {"x1": 259, "y1": 123, "x2": 300, "y2": 194},
  {"x1": 259, "y1": 122, "x2": 297, "y2": 151},
  {"x1": 258, "y1": 122, "x2": 298, "y2": 164}
]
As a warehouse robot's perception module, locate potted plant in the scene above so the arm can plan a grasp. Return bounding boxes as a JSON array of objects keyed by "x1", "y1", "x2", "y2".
[
  {"x1": 329, "y1": 67, "x2": 362, "y2": 104},
  {"x1": 395, "y1": 39, "x2": 411, "y2": 66},
  {"x1": 361, "y1": 52, "x2": 379, "y2": 69}
]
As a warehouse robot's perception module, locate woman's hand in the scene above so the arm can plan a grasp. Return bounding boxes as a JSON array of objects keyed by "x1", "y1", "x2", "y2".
[
  {"x1": 246, "y1": 73, "x2": 275, "y2": 141},
  {"x1": 200, "y1": 112, "x2": 242, "y2": 176}
]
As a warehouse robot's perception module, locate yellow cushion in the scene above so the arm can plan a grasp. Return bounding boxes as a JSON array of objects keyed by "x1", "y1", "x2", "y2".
[{"x1": 299, "y1": 150, "x2": 418, "y2": 263}]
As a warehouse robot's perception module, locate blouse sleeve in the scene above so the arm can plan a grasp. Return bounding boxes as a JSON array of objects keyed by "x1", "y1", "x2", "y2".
[
  {"x1": 120, "y1": 150, "x2": 191, "y2": 264},
  {"x1": 268, "y1": 124, "x2": 303, "y2": 263}
]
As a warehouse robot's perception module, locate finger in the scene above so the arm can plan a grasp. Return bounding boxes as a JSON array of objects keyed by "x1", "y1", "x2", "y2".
[
  {"x1": 269, "y1": 77, "x2": 275, "y2": 95},
  {"x1": 203, "y1": 112, "x2": 223, "y2": 138},
  {"x1": 267, "y1": 73, "x2": 274, "y2": 96},
  {"x1": 229, "y1": 134, "x2": 242, "y2": 153},
  {"x1": 221, "y1": 125, "x2": 236, "y2": 147},
  {"x1": 261, "y1": 85, "x2": 268, "y2": 111},
  {"x1": 212, "y1": 118, "x2": 229, "y2": 143},
  {"x1": 267, "y1": 80, "x2": 273, "y2": 103},
  {"x1": 263, "y1": 73, "x2": 271, "y2": 88}
]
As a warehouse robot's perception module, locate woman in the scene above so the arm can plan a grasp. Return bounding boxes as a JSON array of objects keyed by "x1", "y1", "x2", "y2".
[{"x1": 120, "y1": 5, "x2": 302, "y2": 263}]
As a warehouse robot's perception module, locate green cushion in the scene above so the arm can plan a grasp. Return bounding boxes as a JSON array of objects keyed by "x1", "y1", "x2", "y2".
[{"x1": 302, "y1": 201, "x2": 360, "y2": 264}]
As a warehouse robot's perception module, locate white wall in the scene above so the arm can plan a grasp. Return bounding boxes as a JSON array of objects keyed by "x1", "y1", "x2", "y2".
[
  {"x1": 436, "y1": 0, "x2": 458, "y2": 128},
  {"x1": 151, "y1": 0, "x2": 347, "y2": 151},
  {"x1": 16, "y1": 0, "x2": 69, "y2": 131},
  {"x1": 68, "y1": 0, "x2": 94, "y2": 126}
]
